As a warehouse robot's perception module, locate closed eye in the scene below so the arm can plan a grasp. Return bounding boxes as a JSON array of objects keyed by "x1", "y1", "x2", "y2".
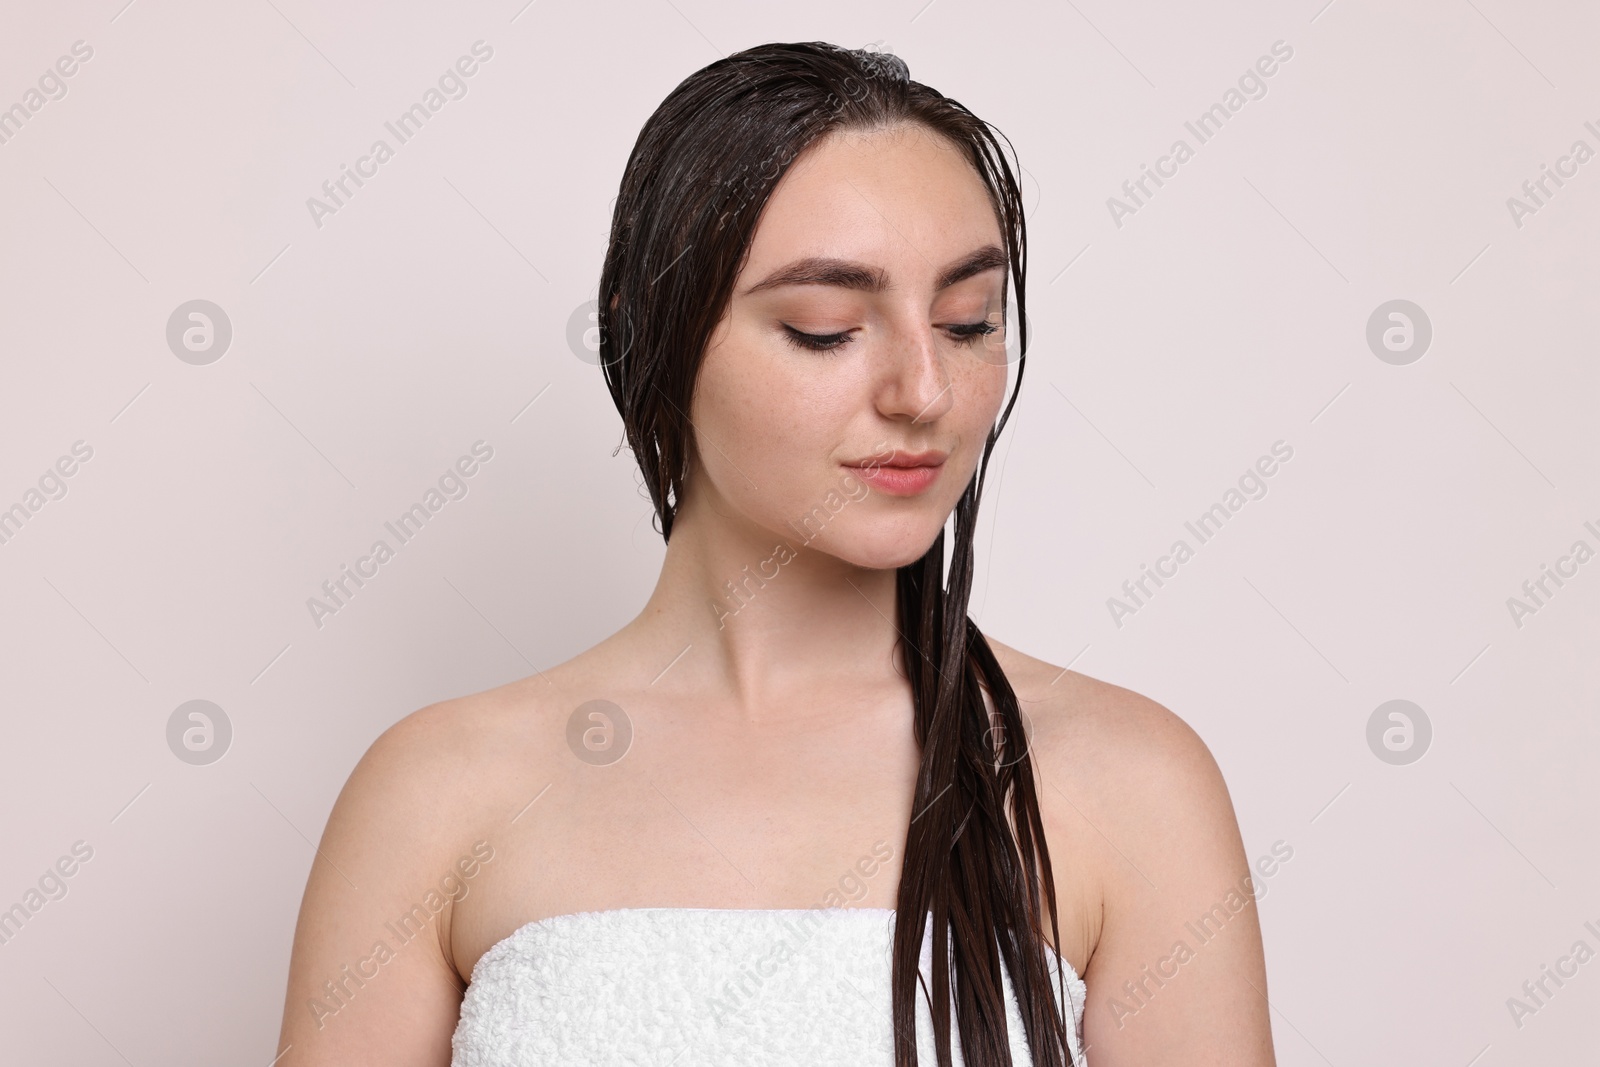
[
  {"x1": 783, "y1": 325, "x2": 854, "y2": 353},
  {"x1": 781, "y1": 321, "x2": 1000, "y2": 355},
  {"x1": 947, "y1": 321, "x2": 1000, "y2": 343}
]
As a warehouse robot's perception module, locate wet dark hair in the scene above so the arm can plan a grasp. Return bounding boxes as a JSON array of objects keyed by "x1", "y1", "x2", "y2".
[{"x1": 596, "y1": 41, "x2": 1072, "y2": 1067}]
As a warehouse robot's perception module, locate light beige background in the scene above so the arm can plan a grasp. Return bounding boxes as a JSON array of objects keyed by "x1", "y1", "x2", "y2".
[{"x1": 1, "y1": 0, "x2": 1595, "y2": 1063}]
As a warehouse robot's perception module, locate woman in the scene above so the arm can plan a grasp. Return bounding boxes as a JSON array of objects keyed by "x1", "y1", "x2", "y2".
[{"x1": 275, "y1": 41, "x2": 1275, "y2": 1066}]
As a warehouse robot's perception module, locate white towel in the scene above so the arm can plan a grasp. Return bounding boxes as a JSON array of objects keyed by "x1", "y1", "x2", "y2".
[{"x1": 452, "y1": 906, "x2": 1087, "y2": 1066}]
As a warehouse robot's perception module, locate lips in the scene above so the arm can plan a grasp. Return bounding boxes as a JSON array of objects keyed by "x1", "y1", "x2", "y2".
[
  {"x1": 843, "y1": 448, "x2": 948, "y2": 496},
  {"x1": 849, "y1": 448, "x2": 949, "y2": 469}
]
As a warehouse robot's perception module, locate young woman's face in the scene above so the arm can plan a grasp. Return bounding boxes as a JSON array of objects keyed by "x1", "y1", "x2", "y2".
[{"x1": 687, "y1": 123, "x2": 1013, "y2": 570}]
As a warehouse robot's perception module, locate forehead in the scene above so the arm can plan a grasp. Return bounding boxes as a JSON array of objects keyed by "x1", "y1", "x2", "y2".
[{"x1": 739, "y1": 124, "x2": 1004, "y2": 286}]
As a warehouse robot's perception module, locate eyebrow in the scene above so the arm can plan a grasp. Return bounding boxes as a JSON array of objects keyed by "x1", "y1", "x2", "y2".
[{"x1": 740, "y1": 244, "x2": 1008, "y2": 296}]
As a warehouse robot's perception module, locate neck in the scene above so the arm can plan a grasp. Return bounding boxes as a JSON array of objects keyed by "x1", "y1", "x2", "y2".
[{"x1": 618, "y1": 488, "x2": 911, "y2": 720}]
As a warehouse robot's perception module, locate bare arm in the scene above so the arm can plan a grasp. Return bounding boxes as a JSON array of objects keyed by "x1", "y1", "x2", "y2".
[
  {"x1": 1043, "y1": 684, "x2": 1276, "y2": 1065},
  {"x1": 273, "y1": 705, "x2": 478, "y2": 1067}
]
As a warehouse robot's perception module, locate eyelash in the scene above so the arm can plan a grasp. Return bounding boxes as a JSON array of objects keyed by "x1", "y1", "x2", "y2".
[{"x1": 782, "y1": 321, "x2": 999, "y2": 354}]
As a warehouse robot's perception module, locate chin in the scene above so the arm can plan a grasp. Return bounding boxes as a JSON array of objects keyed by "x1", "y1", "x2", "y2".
[{"x1": 821, "y1": 521, "x2": 943, "y2": 572}]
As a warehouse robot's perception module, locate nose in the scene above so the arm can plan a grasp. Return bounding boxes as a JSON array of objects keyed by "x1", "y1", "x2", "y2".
[{"x1": 878, "y1": 317, "x2": 954, "y2": 425}]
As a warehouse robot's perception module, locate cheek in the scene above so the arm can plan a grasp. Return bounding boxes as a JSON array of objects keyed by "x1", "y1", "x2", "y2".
[
  {"x1": 961, "y1": 356, "x2": 1010, "y2": 430},
  {"x1": 942, "y1": 360, "x2": 1008, "y2": 496},
  {"x1": 692, "y1": 335, "x2": 848, "y2": 501}
]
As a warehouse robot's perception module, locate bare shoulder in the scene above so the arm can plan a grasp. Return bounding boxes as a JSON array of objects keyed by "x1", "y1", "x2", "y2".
[
  {"x1": 981, "y1": 645, "x2": 1271, "y2": 1056},
  {"x1": 336, "y1": 635, "x2": 649, "y2": 889},
  {"x1": 364, "y1": 674, "x2": 560, "y2": 784},
  {"x1": 982, "y1": 637, "x2": 1268, "y2": 1031},
  {"x1": 984, "y1": 636, "x2": 1228, "y2": 809},
  {"x1": 347, "y1": 673, "x2": 573, "y2": 844},
  {"x1": 982, "y1": 636, "x2": 1246, "y2": 934},
  {"x1": 275, "y1": 673, "x2": 578, "y2": 1063}
]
